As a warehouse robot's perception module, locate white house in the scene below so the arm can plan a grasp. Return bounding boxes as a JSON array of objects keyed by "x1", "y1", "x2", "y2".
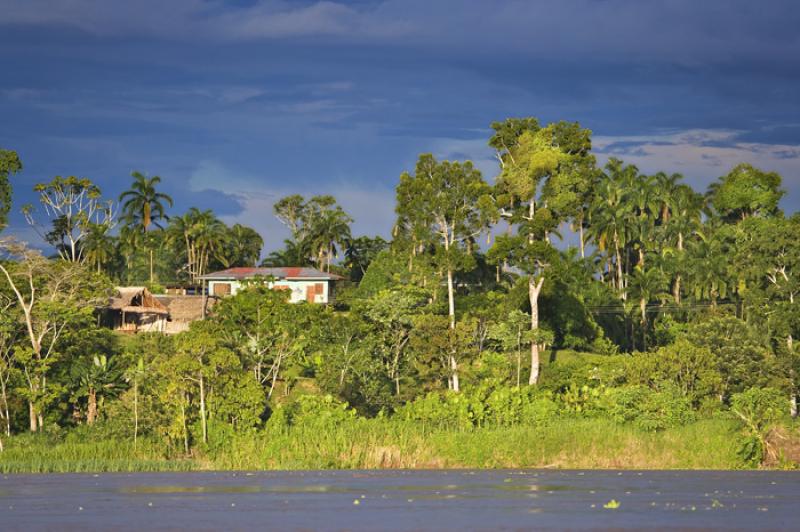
[{"x1": 198, "y1": 267, "x2": 343, "y2": 304}]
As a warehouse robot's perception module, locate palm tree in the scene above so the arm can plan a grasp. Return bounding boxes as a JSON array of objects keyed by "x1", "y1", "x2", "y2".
[
  {"x1": 260, "y1": 239, "x2": 311, "y2": 267},
  {"x1": 119, "y1": 171, "x2": 174, "y2": 283},
  {"x1": 306, "y1": 207, "x2": 352, "y2": 272},
  {"x1": 81, "y1": 223, "x2": 114, "y2": 273},
  {"x1": 686, "y1": 233, "x2": 730, "y2": 307},
  {"x1": 167, "y1": 208, "x2": 226, "y2": 283},
  {"x1": 222, "y1": 224, "x2": 264, "y2": 267},
  {"x1": 628, "y1": 266, "x2": 668, "y2": 351},
  {"x1": 661, "y1": 184, "x2": 705, "y2": 303},
  {"x1": 587, "y1": 160, "x2": 636, "y2": 295}
]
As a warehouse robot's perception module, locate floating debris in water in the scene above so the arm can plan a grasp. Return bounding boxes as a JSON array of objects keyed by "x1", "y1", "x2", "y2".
[
  {"x1": 603, "y1": 500, "x2": 620, "y2": 509},
  {"x1": 353, "y1": 499, "x2": 360, "y2": 506}
]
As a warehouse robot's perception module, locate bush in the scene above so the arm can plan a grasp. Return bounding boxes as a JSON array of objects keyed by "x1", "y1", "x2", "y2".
[
  {"x1": 730, "y1": 387, "x2": 788, "y2": 466},
  {"x1": 266, "y1": 394, "x2": 357, "y2": 433},
  {"x1": 600, "y1": 385, "x2": 695, "y2": 432}
]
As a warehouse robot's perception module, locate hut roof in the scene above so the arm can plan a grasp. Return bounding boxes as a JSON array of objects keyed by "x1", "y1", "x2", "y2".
[
  {"x1": 155, "y1": 295, "x2": 212, "y2": 322},
  {"x1": 108, "y1": 287, "x2": 169, "y2": 315}
]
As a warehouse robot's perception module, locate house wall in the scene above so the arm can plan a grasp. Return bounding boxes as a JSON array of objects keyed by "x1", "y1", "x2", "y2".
[{"x1": 207, "y1": 279, "x2": 330, "y2": 303}]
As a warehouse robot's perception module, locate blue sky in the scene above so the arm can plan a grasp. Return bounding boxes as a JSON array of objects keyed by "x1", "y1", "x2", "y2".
[{"x1": 2, "y1": 0, "x2": 799, "y2": 252}]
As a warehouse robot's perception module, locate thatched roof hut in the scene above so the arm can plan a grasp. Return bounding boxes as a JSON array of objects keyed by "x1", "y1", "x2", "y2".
[{"x1": 105, "y1": 287, "x2": 169, "y2": 333}]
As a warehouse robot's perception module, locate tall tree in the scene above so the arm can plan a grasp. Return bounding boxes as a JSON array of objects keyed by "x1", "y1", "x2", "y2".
[
  {"x1": 167, "y1": 208, "x2": 226, "y2": 283},
  {"x1": 273, "y1": 194, "x2": 353, "y2": 269},
  {"x1": 395, "y1": 154, "x2": 491, "y2": 391},
  {"x1": 119, "y1": 171, "x2": 174, "y2": 283},
  {"x1": 219, "y1": 224, "x2": 264, "y2": 268},
  {"x1": 0, "y1": 239, "x2": 108, "y2": 431},
  {"x1": 488, "y1": 120, "x2": 592, "y2": 384},
  {"x1": 707, "y1": 163, "x2": 784, "y2": 222},
  {"x1": 0, "y1": 149, "x2": 22, "y2": 232},
  {"x1": 23, "y1": 176, "x2": 116, "y2": 263}
]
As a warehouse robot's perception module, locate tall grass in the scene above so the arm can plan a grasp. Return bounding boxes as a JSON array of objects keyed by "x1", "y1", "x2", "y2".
[
  {"x1": 0, "y1": 418, "x2": 749, "y2": 473},
  {"x1": 0, "y1": 433, "x2": 197, "y2": 473}
]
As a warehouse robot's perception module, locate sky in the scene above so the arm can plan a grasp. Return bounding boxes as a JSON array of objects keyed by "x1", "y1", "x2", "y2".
[{"x1": 1, "y1": 0, "x2": 799, "y2": 253}]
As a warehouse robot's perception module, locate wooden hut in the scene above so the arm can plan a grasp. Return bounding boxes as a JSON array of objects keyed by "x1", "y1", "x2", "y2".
[{"x1": 105, "y1": 287, "x2": 169, "y2": 333}]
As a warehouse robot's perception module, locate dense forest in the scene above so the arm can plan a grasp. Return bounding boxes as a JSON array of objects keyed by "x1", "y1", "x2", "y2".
[{"x1": 0, "y1": 117, "x2": 798, "y2": 470}]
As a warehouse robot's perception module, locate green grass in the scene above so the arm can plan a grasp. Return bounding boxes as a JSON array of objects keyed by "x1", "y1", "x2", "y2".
[{"x1": 0, "y1": 418, "x2": 755, "y2": 473}]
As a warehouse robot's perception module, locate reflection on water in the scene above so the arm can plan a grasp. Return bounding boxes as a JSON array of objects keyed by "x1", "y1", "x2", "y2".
[{"x1": 2, "y1": 470, "x2": 799, "y2": 531}]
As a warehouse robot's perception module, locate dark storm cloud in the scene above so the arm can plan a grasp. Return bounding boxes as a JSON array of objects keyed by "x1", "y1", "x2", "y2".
[{"x1": 0, "y1": 0, "x2": 799, "y2": 249}]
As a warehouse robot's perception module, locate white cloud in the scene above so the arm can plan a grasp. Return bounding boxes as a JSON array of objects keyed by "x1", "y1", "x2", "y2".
[
  {"x1": 188, "y1": 160, "x2": 396, "y2": 254},
  {"x1": 594, "y1": 129, "x2": 800, "y2": 192}
]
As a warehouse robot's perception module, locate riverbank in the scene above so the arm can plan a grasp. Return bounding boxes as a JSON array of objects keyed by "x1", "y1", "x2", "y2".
[{"x1": 2, "y1": 418, "x2": 797, "y2": 473}]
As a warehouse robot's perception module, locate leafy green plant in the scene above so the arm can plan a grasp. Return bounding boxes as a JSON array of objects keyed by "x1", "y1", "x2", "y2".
[{"x1": 731, "y1": 387, "x2": 787, "y2": 466}]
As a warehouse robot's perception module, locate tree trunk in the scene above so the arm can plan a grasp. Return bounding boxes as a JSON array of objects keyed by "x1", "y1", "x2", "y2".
[
  {"x1": 516, "y1": 333, "x2": 522, "y2": 388},
  {"x1": 87, "y1": 388, "x2": 97, "y2": 425},
  {"x1": 529, "y1": 276, "x2": 545, "y2": 385},
  {"x1": 0, "y1": 377, "x2": 10, "y2": 437},
  {"x1": 446, "y1": 261, "x2": 460, "y2": 392},
  {"x1": 149, "y1": 247, "x2": 154, "y2": 284},
  {"x1": 640, "y1": 298, "x2": 647, "y2": 352},
  {"x1": 199, "y1": 371, "x2": 207, "y2": 445},
  {"x1": 133, "y1": 377, "x2": 139, "y2": 449},
  {"x1": 28, "y1": 400, "x2": 37, "y2": 432},
  {"x1": 181, "y1": 397, "x2": 189, "y2": 454},
  {"x1": 614, "y1": 234, "x2": 625, "y2": 300},
  {"x1": 579, "y1": 219, "x2": 585, "y2": 259}
]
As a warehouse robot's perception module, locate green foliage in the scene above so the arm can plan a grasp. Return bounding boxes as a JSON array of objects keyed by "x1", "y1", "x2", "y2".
[
  {"x1": 0, "y1": 148, "x2": 22, "y2": 231},
  {"x1": 4, "y1": 115, "x2": 800, "y2": 472},
  {"x1": 600, "y1": 385, "x2": 696, "y2": 432},
  {"x1": 686, "y1": 314, "x2": 774, "y2": 400},
  {"x1": 708, "y1": 163, "x2": 784, "y2": 221},
  {"x1": 625, "y1": 339, "x2": 722, "y2": 406},
  {"x1": 730, "y1": 387, "x2": 788, "y2": 466}
]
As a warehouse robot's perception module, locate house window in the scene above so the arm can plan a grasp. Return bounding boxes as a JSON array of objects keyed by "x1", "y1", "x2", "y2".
[{"x1": 213, "y1": 282, "x2": 231, "y2": 296}]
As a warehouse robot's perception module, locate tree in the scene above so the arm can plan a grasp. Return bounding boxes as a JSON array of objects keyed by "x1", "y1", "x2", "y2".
[
  {"x1": 0, "y1": 291, "x2": 22, "y2": 441},
  {"x1": 72, "y1": 353, "x2": 123, "y2": 425},
  {"x1": 171, "y1": 321, "x2": 240, "y2": 445},
  {"x1": 23, "y1": 176, "x2": 116, "y2": 263},
  {"x1": 395, "y1": 154, "x2": 491, "y2": 391},
  {"x1": 734, "y1": 215, "x2": 800, "y2": 413},
  {"x1": 167, "y1": 208, "x2": 226, "y2": 283},
  {"x1": 81, "y1": 222, "x2": 115, "y2": 274},
  {"x1": 0, "y1": 239, "x2": 108, "y2": 430},
  {"x1": 273, "y1": 194, "x2": 353, "y2": 270},
  {"x1": 661, "y1": 184, "x2": 704, "y2": 303},
  {"x1": 627, "y1": 266, "x2": 668, "y2": 351},
  {"x1": 119, "y1": 171, "x2": 174, "y2": 283},
  {"x1": 488, "y1": 120, "x2": 592, "y2": 384},
  {"x1": 344, "y1": 236, "x2": 389, "y2": 282},
  {"x1": 487, "y1": 309, "x2": 533, "y2": 387},
  {"x1": 307, "y1": 205, "x2": 352, "y2": 272},
  {"x1": 359, "y1": 286, "x2": 428, "y2": 397},
  {"x1": 686, "y1": 314, "x2": 774, "y2": 401},
  {"x1": 215, "y1": 282, "x2": 313, "y2": 400},
  {"x1": 0, "y1": 149, "x2": 22, "y2": 232},
  {"x1": 220, "y1": 224, "x2": 263, "y2": 267},
  {"x1": 708, "y1": 163, "x2": 784, "y2": 222}
]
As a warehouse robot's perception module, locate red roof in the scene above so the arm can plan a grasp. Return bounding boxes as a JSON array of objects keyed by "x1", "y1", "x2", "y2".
[{"x1": 199, "y1": 267, "x2": 343, "y2": 281}]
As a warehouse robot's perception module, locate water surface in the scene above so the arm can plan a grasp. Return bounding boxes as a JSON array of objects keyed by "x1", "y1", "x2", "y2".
[{"x1": 1, "y1": 469, "x2": 798, "y2": 530}]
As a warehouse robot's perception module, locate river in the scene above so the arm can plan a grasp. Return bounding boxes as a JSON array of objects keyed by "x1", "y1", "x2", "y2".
[{"x1": 1, "y1": 469, "x2": 798, "y2": 530}]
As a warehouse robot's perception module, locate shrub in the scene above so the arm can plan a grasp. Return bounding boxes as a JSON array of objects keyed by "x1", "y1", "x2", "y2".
[
  {"x1": 730, "y1": 387, "x2": 788, "y2": 466},
  {"x1": 600, "y1": 385, "x2": 695, "y2": 432}
]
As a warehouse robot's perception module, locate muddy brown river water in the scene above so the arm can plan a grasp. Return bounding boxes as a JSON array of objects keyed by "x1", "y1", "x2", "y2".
[{"x1": 1, "y1": 469, "x2": 798, "y2": 530}]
